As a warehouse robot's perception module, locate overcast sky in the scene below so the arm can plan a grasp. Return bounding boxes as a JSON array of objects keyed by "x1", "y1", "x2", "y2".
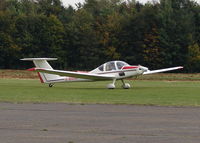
[{"x1": 61, "y1": 0, "x2": 200, "y2": 7}]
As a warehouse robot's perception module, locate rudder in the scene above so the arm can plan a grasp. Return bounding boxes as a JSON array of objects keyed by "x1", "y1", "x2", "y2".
[{"x1": 21, "y1": 58, "x2": 62, "y2": 83}]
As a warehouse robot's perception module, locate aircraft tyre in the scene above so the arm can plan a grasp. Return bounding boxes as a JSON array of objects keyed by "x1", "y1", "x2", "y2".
[
  {"x1": 107, "y1": 83, "x2": 115, "y2": 89},
  {"x1": 122, "y1": 83, "x2": 130, "y2": 89},
  {"x1": 49, "y1": 83, "x2": 54, "y2": 87}
]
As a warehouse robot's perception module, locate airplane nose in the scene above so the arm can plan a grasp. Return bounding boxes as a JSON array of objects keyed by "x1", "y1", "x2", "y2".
[
  {"x1": 143, "y1": 67, "x2": 149, "y2": 72},
  {"x1": 139, "y1": 66, "x2": 149, "y2": 72}
]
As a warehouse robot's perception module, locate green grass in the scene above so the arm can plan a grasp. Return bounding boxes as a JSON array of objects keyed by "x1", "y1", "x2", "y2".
[{"x1": 0, "y1": 79, "x2": 200, "y2": 106}]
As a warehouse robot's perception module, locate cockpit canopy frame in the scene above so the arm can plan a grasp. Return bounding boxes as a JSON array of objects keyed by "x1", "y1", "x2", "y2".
[{"x1": 98, "y1": 61, "x2": 130, "y2": 72}]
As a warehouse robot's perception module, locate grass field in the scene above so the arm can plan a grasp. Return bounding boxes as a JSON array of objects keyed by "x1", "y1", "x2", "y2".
[{"x1": 0, "y1": 78, "x2": 200, "y2": 106}]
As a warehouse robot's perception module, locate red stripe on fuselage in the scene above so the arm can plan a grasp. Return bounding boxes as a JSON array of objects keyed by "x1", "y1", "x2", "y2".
[{"x1": 122, "y1": 66, "x2": 139, "y2": 70}]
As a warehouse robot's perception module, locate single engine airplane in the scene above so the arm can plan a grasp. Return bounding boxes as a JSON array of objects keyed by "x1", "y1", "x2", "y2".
[{"x1": 21, "y1": 58, "x2": 183, "y2": 89}]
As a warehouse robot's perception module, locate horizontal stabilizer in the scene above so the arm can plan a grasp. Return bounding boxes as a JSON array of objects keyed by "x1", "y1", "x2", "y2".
[
  {"x1": 21, "y1": 57, "x2": 60, "y2": 83},
  {"x1": 21, "y1": 58, "x2": 57, "y2": 61}
]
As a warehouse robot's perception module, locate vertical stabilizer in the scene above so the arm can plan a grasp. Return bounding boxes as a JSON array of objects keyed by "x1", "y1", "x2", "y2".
[{"x1": 21, "y1": 58, "x2": 62, "y2": 83}]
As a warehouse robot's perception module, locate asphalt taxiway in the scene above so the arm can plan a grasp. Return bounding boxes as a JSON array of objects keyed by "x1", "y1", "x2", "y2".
[{"x1": 0, "y1": 103, "x2": 200, "y2": 143}]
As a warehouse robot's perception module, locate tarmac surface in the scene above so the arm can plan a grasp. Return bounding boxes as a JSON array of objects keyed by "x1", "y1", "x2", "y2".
[{"x1": 0, "y1": 103, "x2": 200, "y2": 143}]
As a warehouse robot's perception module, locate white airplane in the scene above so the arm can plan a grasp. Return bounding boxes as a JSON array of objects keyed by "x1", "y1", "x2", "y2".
[{"x1": 21, "y1": 58, "x2": 183, "y2": 89}]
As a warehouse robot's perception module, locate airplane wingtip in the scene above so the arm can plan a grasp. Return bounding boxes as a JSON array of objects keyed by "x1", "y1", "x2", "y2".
[{"x1": 179, "y1": 66, "x2": 184, "y2": 69}]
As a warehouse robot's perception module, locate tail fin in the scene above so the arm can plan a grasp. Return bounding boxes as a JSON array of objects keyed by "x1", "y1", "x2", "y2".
[{"x1": 21, "y1": 58, "x2": 63, "y2": 83}]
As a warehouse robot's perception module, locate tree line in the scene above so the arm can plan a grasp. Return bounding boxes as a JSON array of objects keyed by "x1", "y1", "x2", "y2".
[{"x1": 0, "y1": 0, "x2": 200, "y2": 72}]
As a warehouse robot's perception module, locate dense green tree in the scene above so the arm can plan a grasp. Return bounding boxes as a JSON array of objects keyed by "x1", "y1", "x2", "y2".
[
  {"x1": 0, "y1": 0, "x2": 7, "y2": 11},
  {"x1": 14, "y1": 15, "x2": 64, "y2": 66},
  {"x1": 0, "y1": 33, "x2": 20, "y2": 68},
  {"x1": 142, "y1": 27, "x2": 164, "y2": 68},
  {"x1": 64, "y1": 8, "x2": 101, "y2": 69},
  {"x1": 0, "y1": 0, "x2": 199, "y2": 72},
  {"x1": 37, "y1": 0, "x2": 63, "y2": 16},
  {"x1": 158, "y1": 0, "x2": 197, "y2": 69},
  {"x1": 0, "y1": 12, "x2": 19, "y2": 68},
  {"x1": 187, "y1": 43, "x2": 200, "y2": 72}
]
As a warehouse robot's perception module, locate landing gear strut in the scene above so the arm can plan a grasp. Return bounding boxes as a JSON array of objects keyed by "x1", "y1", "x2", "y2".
[
  {"x1": 107, "y1": 79, "x2": 131, "y2": 89},
  {"x1": 121, "y1": 79, "x2": 130, "y2": 89},
  {"x1": 107, "y1": 79, "x2": 116, "y2": 89},
  {"x1": 49, "y1": 83, "x2": 54, "y2": 87}
]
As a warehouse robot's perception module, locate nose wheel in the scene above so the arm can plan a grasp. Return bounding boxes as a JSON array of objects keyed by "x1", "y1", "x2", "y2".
[{"x1": 121, "y1": 80, "x2": 130, "y2": 89}]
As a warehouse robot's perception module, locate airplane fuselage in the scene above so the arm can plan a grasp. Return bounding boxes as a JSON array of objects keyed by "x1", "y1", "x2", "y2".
[
  {"x1": 21, "y1": 58, "x2": 183, "y2": 89},
  {"x1": 61, "y1": 65, "x2": 145, "y2": 82}
]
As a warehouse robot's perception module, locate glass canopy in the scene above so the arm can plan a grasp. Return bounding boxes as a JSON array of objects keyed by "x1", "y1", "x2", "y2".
[{"x1": 98, "y1": 61, "x2": 129, "y2": 71}]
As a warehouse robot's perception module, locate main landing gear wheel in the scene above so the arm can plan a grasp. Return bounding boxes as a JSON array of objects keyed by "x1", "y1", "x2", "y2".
[
  {"x1": 122, "y1": 83, "x2": 130, "y2": 89},
  {"x1": 107, "y1": 83, "x2": 116, "y2": 89},
  {"x1": 49, "y1": 83, "x2": 54, "y2": 87},
  {"x1": 121, "y1": 80, "x2": 130, "y2": 89},
  {"x1": 107, "y1": 79, "x2": 116, "y2": 89}
]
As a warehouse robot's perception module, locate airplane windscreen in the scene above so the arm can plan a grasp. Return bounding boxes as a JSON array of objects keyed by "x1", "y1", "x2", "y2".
[
  {"x1": 97, "y1": 61, "x2": 129, "y2": 72},
  {"x1": 105, "y1": 61, "x2": 116, "y2": 71},
  {"x1": 117, "y1": 61, "x2": 129, "y2": 69},
  {"x1": 98, "y1": 65, "x2": 104, "y2": 71}
]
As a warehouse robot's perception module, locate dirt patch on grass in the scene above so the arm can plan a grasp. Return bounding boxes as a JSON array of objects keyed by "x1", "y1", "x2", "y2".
[{"x1": 0, "y1": 70, "x2": 38, "y2": 79}]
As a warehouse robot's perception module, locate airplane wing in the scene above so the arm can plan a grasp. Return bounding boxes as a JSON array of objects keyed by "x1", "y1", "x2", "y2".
[
  {"x1": 143, "y1": 66, "x2": 183, "y2": 75},
  {"x1": 33, "y1": 68, "x2": 115, "y2": 80}
]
